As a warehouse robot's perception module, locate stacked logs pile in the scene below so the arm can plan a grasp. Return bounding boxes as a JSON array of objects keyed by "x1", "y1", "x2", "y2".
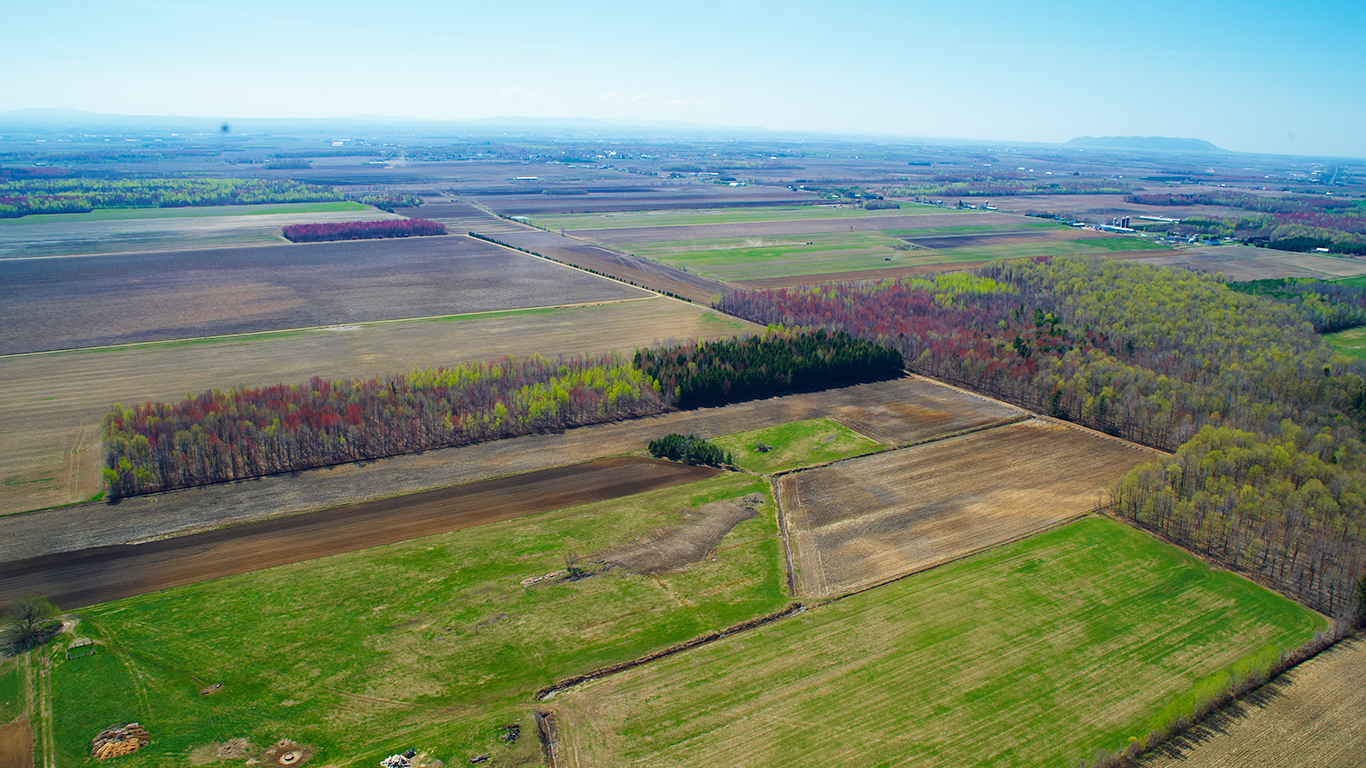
[{"x1": 90, "y1": 723, "x2": 150, "y2": 760}]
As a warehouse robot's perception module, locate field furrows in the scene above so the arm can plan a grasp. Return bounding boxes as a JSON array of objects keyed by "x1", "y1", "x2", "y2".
[
  {"x1": 0, "y1": 457, "x2": 719, "y2": 610},
  {"x1": 0, "y1": 234, "x2": 648, "y2": 354},
  {"x1": 782, "y1": 418, "x2": 1161, "y2": 598},
  {"x1": 1139, "y1": 637, "x2": 1366, "y2": 768},
  {"x1": 0, "y1": 299, "x2": 756, "y2": 513},
  {"x1": 0, "y1": 376, "x2": 1013, "y2": 559}
]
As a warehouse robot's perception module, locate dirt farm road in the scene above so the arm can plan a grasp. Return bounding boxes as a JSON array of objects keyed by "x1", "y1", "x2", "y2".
[{"x1": 0, "y1": 456, "x2": 717, "y2": 610}]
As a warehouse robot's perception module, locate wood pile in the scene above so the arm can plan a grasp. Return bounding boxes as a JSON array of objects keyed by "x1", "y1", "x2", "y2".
[{"x1": 90, "y1": 723, "x2": 149, "y2": 760}]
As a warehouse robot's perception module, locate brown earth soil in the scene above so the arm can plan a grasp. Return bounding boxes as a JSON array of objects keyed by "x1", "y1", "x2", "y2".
[
  {"x1": 0, "y1": 376, "x2": 1019, "y2": 563},
  {"x1": 0, "y1": 456, "x2": 718, "y2": 610},
  {"x1": 0, "y1": 234, "x2": 647, "y2": 354},
  {"x1": 902, "y1": 229, "x2": 1108, "y2": 249},
  {"x1": 0, "y1": 719, "x2": 32, "y2": 768},
  {"x1": 0, "y1": 298, "x2": 754, "y2": 513},
  {"x1": 599, "y1": 494, "x2": 762, "y2": 573},
  {"x1": 781, "y1": 418, "x2": 1161, "y2": 598},
  {"x1": 1139, "y1": 636, "x2": 1366, "y2": 768},
  {"x1": 487, "y1": 228, "x2": 734, "y2": 303}
]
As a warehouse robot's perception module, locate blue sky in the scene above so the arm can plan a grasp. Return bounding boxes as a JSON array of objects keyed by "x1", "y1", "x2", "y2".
[{"x1": 5, "y1": 0, "x2": 1365, "y2": 157}]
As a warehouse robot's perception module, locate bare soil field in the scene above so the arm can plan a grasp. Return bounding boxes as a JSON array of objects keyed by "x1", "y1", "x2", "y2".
[
  {"x1": 781, "y1": 418, "x2": 1161, "y2": 598},
  {"x1": 0, "y1": 298, "x2": 755, "y2": 513},
  {"x1": 0, "y1": 456, "x2": 718, "y2": 610},
  {"x1": 0, "y1": 234, "x2": 648, "y2": 353},
  {"x1": 571, "y1": 211, "x2": 1001, "y2": 244},
  {"x1": 0, "y1": 719, "x2": 31, "y2": 768},
  {"x1": 1138, "y1": 245, "x2": 1366, "y2": 281},
  {"x1": 0, "y1": 376, "x2": 1018, "y2": 560},
  {"x1": 490, "y1": 228, "x2": 734, "y2": 302},
  {"x1": 1140, "y1": 637, "x2": 1366, "y2": 768},
  {"x1": 475, "y1": 184, "x2": 815, "y2": 216},
  {"x1": 0, "y1": 203, "x2": 395, "y2": 259}
]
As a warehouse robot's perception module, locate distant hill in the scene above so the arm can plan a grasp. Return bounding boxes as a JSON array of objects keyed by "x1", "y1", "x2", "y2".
[{"x1": 1065, "y1": 136, "x2": 1224, "y2": 152}]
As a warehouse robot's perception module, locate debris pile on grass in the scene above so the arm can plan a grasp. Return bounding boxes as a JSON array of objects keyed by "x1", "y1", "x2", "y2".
[{"x1": 90, "y1": 723, "x2": 149, "y2": 760}]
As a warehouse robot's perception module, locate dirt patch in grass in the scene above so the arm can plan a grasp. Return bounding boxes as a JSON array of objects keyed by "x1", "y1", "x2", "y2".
[
  {"x1": 600, "y1": 494, "x2": 763, "y2": 573},
  {"x1": 781, "y1": 418, "x2": 1160, "y2": 598},
  {"x1": 0, "y1": 718, "x2": 32, "y2": 768}
]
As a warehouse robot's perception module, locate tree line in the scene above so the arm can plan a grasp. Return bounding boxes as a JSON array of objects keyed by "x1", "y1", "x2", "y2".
[
  {"x1": 718, "y1": 256, "x2": 1366, "y2": 618},
  {"x1": 633, "y1": 328, "x2": 904, "y2": 409},
  {"x1": 282, "y1": 218, "x2": 446, "y2": 243},
  {"x1": 0, "y1": 178, "x2": 342, "y2": 217},
  {"x1": 103, "y1": 330, "x2": 900, "y2": 498}
]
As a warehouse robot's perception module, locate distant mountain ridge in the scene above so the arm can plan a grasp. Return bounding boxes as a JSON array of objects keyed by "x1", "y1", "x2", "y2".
[{"x1": 1065, "y1": 136, "x2": 1224, "y2": 152}]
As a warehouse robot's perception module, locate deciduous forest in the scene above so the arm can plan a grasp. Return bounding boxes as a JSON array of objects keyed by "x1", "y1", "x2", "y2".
[
  {"x1": 282, "y1": 218, "x2": 446, "y2": 242},
  {"x1": 719, "y1": 256, "x2": 1366, "y2": 616}
]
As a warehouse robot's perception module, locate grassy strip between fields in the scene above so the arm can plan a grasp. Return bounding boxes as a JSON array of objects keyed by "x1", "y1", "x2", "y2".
[
  {"x1": 47, "y1": 473, "x2": 785, "y2": 767},
  {"x1": 548, "y1": 516, "x2": 1327, "y2": 768},
  {"x1": 711, "y1": 417, "x2": 883, "y2": 474},
  {"x1": 532, "y1": 204, "x2": 958, "y2": 230}
]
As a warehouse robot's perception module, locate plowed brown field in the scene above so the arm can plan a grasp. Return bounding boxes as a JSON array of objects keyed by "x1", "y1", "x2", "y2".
[
  {"x1": 0, "y1": 457, "x2": 717, "y2": 610},
  {"x1": 781, "y1": 418, "x2": 1161, "y2": 598},
  {"x1": 1139, "y1": 637, "x2": 1366, "y2": 768}
]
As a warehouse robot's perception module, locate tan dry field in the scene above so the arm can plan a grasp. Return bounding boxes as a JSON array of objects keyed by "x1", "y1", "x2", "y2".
[
  {"x1": 0, "y1": 456, "x2": 718, "y2": 610},
  {"x1": 0, "y1": 298, "x2": 754, "y2": 514},
  {"x1": 0, "y1": 719, "x2": 31, "y2": 768},
  {"x1": 781, "y1": 418, "x2": 1162, "y2": 598},
  {"x1": 0, "y1": 376, "x2": 1020, "y2": 563},
  {"x1": 1138, "y1": 245, "x2": 1366, "y2": 281},
  {"x1": 0, "y1": 205, "x2": 401, "y2": 259},
  {"x1": 1140, "y1": 637, "x2": 1366, "y2": 768}
]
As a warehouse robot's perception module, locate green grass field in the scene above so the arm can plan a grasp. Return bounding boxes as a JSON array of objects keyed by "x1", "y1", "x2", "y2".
[
  {"x1": 551, "y1": 517, "x2": 1326, "y2": 768},
  {"x1": 0, "y1": 201, "x2": 369, "y2": 225},
  {"x1": 712, "y1": 418, "x2": 883, "y2": 474},
  {"x1": 48, "y1": 474, "x2": 786, "y2": 767},
  {"x1": 0, "y1": 656, "x2": 21, "y2": 722},
  {"x1": 612, "y1": 222, "x2": 1163, "y2": 282},
  {"x1": 1325, "y1": 326, "x2": 1366, "y2": 359},
  {"x1": 533, "y1": 204, "x2": 956, "y2": 231}
]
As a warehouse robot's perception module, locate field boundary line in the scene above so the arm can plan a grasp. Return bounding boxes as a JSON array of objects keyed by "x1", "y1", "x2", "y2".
[
  {"x1": 0, "y1": 296, "x2": 660, "y2": 360},
  {"x1": 533, "y1": 603, "x2": 804, "y2": 701},
  {"x1": 771, "y1": 477, "x2": 797, "y2": 597},
  {"x1": 901, "y1": 371, "x2": 1034, "y2": 415},
  {"x1": 1035, "y1": 415, "x2": 1172, "y2": 457},
  {"x1": 823, "y1": 512, "x2": 1093, "y2": 604}
]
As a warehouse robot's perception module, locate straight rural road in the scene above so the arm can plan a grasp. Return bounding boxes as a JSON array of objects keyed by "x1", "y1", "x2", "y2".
[{"x1": 0, "y1": 456, "x2": 717, "y2": 609}]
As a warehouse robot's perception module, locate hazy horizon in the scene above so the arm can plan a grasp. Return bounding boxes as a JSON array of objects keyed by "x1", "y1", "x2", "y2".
[{"x1": 4, "y1": 0, "x2": 1365, "y2": 158}]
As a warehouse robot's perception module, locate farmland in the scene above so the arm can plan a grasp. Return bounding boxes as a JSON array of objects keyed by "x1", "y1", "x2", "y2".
[
  {"x1": 0, "y1": 235, "x2": 648, "y2": 353},
  {"x1": 710, "y1": 417, "x2": 883, "y2": 474},
  {"x1": 548, "y1": 517, "x2": 1327, "y2": 768},
  {"x1": 781, "y1": 418, "x2": 1159, "y2": 597},
  {"x1": 0, "y1": 298, "x2": 755, "y2": 513},
  {"x1": 566, "y1": 210, "x2": 1168, "y2": 283},
  {"x1": 1324, "y1": 325, "x2": 1366, "y2": 358},
  {"x1": 1139, "y1": 637, "x2": 1366, "y2": 768},
  {"x1": 0, "y1": 376, "x2": 1015, "y2": 558},
  {"x1": 0, "y1": 201, "x2": 385, "y2": 258},
  {"x1": 41, "y1": 472, "x2": 787, "y2": 767}
]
